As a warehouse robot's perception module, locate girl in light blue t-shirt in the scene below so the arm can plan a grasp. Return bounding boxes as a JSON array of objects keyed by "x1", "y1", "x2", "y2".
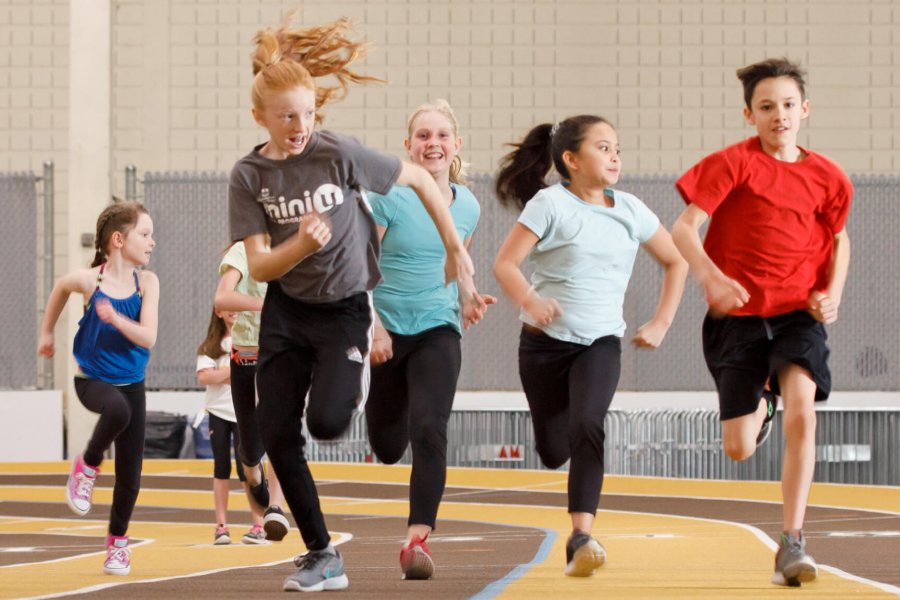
[
  {"x1": 367, "y1": 100, "x2": 495, "y2": 581},
  {"x1": 493, "y1": 115, "x2": 688, "y2": 578}
]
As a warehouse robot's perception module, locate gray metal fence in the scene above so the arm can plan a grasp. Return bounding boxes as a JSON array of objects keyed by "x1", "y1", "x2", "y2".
[
  {"x1": 139, "y1": 170, "x2": 900, "y2": 393},
  {"x1": 0, "y1": 164, "x2": 53, "y2": 390},
  {"x1": 303, "y1": 408, "x2": 900, "y2": 486}
]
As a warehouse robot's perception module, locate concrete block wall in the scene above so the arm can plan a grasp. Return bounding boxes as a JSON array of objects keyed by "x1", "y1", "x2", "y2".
[{"x1": 107, "y1": 0, "x2": 899, "y2": 184}]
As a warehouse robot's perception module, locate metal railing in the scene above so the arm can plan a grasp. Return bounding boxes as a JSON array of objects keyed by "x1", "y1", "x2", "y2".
[{"x1": 303, "y1": 408, "x2": 900, "y2": 485}]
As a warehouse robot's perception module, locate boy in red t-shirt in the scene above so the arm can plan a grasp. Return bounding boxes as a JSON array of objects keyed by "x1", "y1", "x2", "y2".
[{"x1": 672, "y1": 58, "x2": 852, "y2": 587}]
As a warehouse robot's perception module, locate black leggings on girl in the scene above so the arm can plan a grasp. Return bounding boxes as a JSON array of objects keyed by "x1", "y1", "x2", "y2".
[
  {"x1": 256, "y1": 283, "x2": 372, "y2": 551},
  {"x1": 229, "y1": 350, "x2": 265, "y2": 468},
  {"x1": 365, "y1": 325, "x2": 461, "y2": 529},
  {"x1": 74, "y1": 377, "x2": 145, "y2": 537},
  {"x1": 207, "y1": 413, "x2": 246, "y2": 482},
  {"x1": 518, "y1": 328, "x2": 621, "y2": 515}
]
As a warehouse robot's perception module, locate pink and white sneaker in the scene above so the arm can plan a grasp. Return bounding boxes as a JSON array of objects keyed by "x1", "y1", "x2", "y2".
[
  {"x1": 104, "y1": 535, "x2": 131, "y2": 575},
  {"x1": 66, "y1": 455, "x2": 99, "y2": 516},
  {"x1": 400, "y1": 533, "x2": 435, "y2": 580}
]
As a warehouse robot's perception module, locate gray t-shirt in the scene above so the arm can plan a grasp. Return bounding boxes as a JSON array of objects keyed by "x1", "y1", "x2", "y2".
[{"x1": 229, "y1": 130, "x2": 402, "y2": 303}]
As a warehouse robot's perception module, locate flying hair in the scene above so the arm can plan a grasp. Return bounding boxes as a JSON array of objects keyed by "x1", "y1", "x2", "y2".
[
  {"x1": 250, "y1": 11, "x2": 384, "y2": 120},
  {"x1": 495, "y1": 115, "x2": 610, "y2": 210}
]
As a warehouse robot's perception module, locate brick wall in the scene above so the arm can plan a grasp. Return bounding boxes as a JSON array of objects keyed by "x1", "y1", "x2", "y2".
[
  {"x1": 2, "y1": 0, "x2": 898, "y2": 220},
  {"x1": 102, "y1": 0, "x2": 900, "y2": 182}
]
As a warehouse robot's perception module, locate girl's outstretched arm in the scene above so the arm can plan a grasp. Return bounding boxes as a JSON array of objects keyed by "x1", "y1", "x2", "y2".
[
  {"x1": 37, "y1": 269, "x2": 95, "y2": 358},
  {"x1": 96, "y1": 270, "x2": 160, "y2": 349},
  {"x1": 632, "y1": 225, "x2": 688, "y2": 348},
  {"x1": 396, "y1": 161, "x2": 474, "y2": 286}
]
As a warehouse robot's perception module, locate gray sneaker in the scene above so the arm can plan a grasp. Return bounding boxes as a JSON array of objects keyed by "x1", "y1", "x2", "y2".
[
  {"x1": 283, "y1": 545, "x2": 349, "y2": 592},
  {"x1": 772, "y1": 531, "x2": 818, "y2": 587},
  {"x1": 564, "y1": 531, "x2": 606, "y2": 577}
]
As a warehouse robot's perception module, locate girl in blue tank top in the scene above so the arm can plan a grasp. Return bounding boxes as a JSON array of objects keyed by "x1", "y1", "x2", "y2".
[{"x1": 38, "y1": 201, "x2": 159, "y2": 576}]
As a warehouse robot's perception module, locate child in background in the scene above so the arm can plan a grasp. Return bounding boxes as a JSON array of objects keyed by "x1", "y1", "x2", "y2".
[
  {"x1": 493, "y1": 116, "x2": 687, "y2": 577},
  {"x1": 228, "y1": 14, "x2": 475, "y2": 592},
  {"x1": 215, "y1": 239, "x2": 290, "y2": 542},
  {"x1": 196, "y1": 308, "x2": 267, "y2": 545},
  {"x1": 38, "y1": 201, "x2": 159, "y2": 576},
  {"x1": 672, "y1": 58, "x2": 852, "y2": 587}
]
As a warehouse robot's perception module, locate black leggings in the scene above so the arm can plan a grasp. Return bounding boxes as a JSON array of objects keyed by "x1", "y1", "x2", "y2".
[
  {"x1": 256, "y1": 283, "x2": 372, "y2": 551},
  {"x1": 518, "y1": 328, "x2": 621, "y2": 515},
  {"x1": 207, "y1": 413, "x2": 245, "y2": 482},
  {"x1": 366, "y1": 326, "x2": 461, "y2": 529},
  {"x1": 74, "y1": 377, "x2": 146, "y2": 537},
  {"x1": 229, "y1": 350, "x2": 266, "y2": 468}
]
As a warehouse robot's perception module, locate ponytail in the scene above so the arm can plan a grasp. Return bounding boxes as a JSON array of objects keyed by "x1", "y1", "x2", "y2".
[
  {"x1": 495, "y1": 115, "x2": 612, "y2": 210},
  {"x1": 250, "y1": 13, "x2": 383, "y2": 119},
  {"x1": 495, "y1": 123, "x2": 554, "y2": 210}
]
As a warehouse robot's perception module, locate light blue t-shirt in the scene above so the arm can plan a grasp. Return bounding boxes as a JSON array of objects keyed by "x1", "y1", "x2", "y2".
[
  {"x1": 369, "y1": 184, "x2": 480, "y2": 335},
  {"x1": 518, "y1": 183, "x2": 660, "y2": 344}
]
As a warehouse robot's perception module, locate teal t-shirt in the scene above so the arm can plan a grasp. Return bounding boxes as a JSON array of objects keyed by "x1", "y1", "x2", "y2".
[
  {"x1": 518, "y1": 183, "x2": 660, "y2": 344},
  {"x1": 369, "y1": 184, "x2": 480, "y2": 335}
]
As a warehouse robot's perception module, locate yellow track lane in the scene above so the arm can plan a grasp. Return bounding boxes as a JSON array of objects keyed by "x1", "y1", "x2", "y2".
[{"x1": 1, "y1": 461, "x2": 897, "y2": 599}]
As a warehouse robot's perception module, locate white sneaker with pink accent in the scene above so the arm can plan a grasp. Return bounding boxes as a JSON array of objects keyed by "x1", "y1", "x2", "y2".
[{"x1": 104, "y1": 535, "x2": 131, "y2": 575}]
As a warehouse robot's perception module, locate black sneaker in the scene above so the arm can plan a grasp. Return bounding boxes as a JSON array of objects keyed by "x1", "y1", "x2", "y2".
[
  {"x1": 242, "y1": 462, "x2": 269, "y2": 510},
  {"x1": 772, "y1": 531, "x2": 817, "y2": 586},
  {"x1": 564, "y1": 531, "x2": 606, "y2": 577},
  {"x1": 756, "y1": 389, "x2": 777, "y2": 447},
  {"x1": 263, "y1": 505, "x2": 290, "y2": 541}
]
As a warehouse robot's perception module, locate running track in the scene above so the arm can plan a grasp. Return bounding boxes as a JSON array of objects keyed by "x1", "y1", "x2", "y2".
[{"x1": 0, "y1": 460, "x2": 898, "y2": 599}]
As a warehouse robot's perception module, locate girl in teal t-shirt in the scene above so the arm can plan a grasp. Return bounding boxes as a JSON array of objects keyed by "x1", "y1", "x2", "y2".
[{"x1": 366, "y1": 99, "x2": 495, "y2": 581}]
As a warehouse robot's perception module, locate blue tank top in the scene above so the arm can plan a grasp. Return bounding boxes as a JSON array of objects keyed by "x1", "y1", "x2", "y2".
[{"x1": 73, "y1": 265, "x2": 150, "y2": 384}]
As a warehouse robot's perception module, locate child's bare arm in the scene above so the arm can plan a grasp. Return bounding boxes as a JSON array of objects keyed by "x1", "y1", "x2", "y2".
[
  {"x1": 672, "y1": 204, "x2": 750, "y2": 313},
  {"x1": 397, "y1": 161, "x2": 474, "y2": 286},
  {"x1": 244, "y1": 215, "x2": 332, "y2": 283},
  {"x1": 37, "y1": 269, "x2": 95, "y2": 358},
  {"x1": 809, "y1": 229, "x2": 850, "y2": 324},
  {"x1": 633, "y1": 225, "x2": 688, "y2": 348},
  {"x1": 215, "y1": 267, "x2": 264, "y2": 313}
]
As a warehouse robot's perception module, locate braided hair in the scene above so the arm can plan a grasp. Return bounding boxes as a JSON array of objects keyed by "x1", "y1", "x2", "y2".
[{"x1": 91, "y1": 201, "x2": 150, "y2": 267}]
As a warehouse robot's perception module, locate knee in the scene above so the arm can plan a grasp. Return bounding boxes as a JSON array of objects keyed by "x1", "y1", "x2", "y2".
[
  {"x1": 723, "y1": 437, "x2": 755, "y2": 461},
  {"x1": 409, "y1": 418, "x2": 447, "y2": 451},
  {"x1": 372, "y1": 445, "x2": 405, "y2": 465},
  {"x1": 535, "y1": 440, "x2": 569, "y2": 469},
  {"x1": 307, "y1": 411, "x2": 352, "y2": 441},
  {"x1": 783, "y1": 409, "x2": 816, "y2": 441}
]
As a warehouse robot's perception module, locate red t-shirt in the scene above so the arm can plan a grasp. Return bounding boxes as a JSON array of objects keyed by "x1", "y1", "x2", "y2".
[{"x1": 676, "y1": 136, "x2": 852, "y2": 318}]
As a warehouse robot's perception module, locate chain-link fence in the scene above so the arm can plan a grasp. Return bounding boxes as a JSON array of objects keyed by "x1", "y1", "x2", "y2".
[
  {"x1": 0, "y1": 163, "x2": 53, "y2": 390},
  {"x1": 137, "y1": 170, "x2": 900, "y2": 393}
]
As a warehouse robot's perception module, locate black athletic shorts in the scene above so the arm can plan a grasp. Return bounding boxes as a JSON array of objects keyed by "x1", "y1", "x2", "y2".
[{"x1": 702, "y1": 309, "x2": 831, "y2": 420}]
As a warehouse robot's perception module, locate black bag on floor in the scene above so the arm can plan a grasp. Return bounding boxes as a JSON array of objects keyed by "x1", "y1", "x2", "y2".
[{"x1": 143, "y1": 411, "x2": 188, "y2": 458}]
